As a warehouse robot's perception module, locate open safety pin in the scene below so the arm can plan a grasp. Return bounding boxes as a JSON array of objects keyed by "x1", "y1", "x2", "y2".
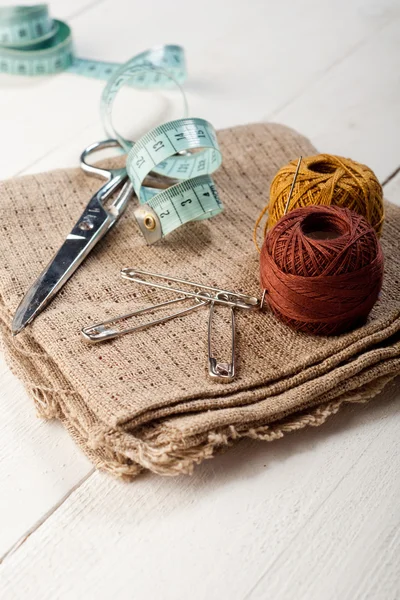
[
  {"x1": 82, "y1": 268, "x2": 256, "y2": 383},
  {"x1": 120, "y1": 268, "x2": 260, "y2": 310},
  {"x1": 81, "y1": 295, "x2": 210, "y2": 343},
  {"x1": 121, "y1": 269, "x2": 243, "y2": 382}
]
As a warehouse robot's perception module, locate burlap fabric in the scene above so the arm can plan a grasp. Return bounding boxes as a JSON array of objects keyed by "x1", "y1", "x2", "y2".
[{"x1": 1, "y1": 123, "x2": 399, "y2": 479}]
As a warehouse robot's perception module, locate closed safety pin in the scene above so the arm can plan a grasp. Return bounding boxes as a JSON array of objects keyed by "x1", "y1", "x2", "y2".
[
  {"x1": 208, "y1": 294, "x2": 236, "y2": 382},
  {"x1": 121, "y1": 268, "x2": 259, "y2": 310},
  {"x1": 81, "y1": 296, "x2": 209, "y2": 343}
]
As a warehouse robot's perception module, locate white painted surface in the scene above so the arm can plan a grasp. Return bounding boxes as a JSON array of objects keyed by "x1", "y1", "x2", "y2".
[
  {"x1": 0, "y1": 0, "x2": 399, "y2": 598},
  {"x1": 0, "y1": 353, "x2": 92, "y2": 558}
]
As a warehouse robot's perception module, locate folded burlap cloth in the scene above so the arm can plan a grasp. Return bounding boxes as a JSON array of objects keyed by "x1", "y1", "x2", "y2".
[{"x1": 1, "y1": 123, "x2": 399, "y2": 479}]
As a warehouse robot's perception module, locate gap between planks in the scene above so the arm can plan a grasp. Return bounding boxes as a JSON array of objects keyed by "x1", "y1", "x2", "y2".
[
  {"x1": 382, "y1": 165, "x2": 400, "y2": 187},
  {"x1": 0, "y1": 468, "x2": 95, "y2": 565},
  {"x1": 241, "y1": 404, "x2": 395, "y2": 600},
  {"x1": 68, "y1": 0, "x2": 110, "y2": 21},
  {"x1": 13, "y1": 120, "x2": 97, "y2": 178}
]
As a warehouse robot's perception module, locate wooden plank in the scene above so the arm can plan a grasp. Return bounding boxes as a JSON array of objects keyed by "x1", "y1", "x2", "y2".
[
  {"x1": 0, "y1": 353, "x2": 92, "y2": 560},
  {"x1": 271, "y1": 15, "x2": 400, "y2": 182},
  {"x1": 0, "y1": 1, "x2": 399, "y2": 594},
  {"x1": 0, "y1": 0, "x2": 110, "y2": 180},
  {"x1": 0, "y1": 0, "x2": 106, "y2": 562},
  {"x1": 0, "y1": 382, "x2": 398, "y2": 598},
  {"x1": 1, "y1": 0, "x2": 396, "y2": 179},
  {"x1": 384, "y1": 170, "x2": 400, "y2": 206},
  {"x1": 246, "y1": 389, "x2": 400, "y2": 600}
]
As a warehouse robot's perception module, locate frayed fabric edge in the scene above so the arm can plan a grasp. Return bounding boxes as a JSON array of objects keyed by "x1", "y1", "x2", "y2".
[{"x1": 0, "y1": 300, "x2": 398, "y2": 481}]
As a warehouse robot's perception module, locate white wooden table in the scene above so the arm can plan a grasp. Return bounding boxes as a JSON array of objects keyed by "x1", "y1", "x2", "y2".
[{"x1": 1, "y1": 1, "x2": 399, "y2": 598}]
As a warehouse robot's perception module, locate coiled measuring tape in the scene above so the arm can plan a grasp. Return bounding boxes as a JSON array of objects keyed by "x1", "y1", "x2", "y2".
[
  {"x1": 0, "y1": 4, "x2": 185, "y2": 81},
  {"x1": 126, "y1": 120, "x2": 222, "y2": 241},
  {"x1": 100, "y1": 56, "x2": 222, "y2": 242},
  {"x1": 1, "y1": 4, "x2": 223, "y2": 243}
]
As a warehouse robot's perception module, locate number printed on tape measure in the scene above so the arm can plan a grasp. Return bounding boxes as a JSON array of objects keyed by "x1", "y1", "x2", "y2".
[
  {"x1": 146, "y1": 176, "x2": 222, "y2": 236},
  {"x1": 122, "y1": 118, "x2": 223, "y2": 237},
  {"x1": 127, "y1": 118, "x2": 221, "y2": 193}
]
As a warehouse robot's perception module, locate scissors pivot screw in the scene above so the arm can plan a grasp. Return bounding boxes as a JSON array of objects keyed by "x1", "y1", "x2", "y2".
[{"x1": 78, "y1": 219, "x2": 95, "y2": 231}]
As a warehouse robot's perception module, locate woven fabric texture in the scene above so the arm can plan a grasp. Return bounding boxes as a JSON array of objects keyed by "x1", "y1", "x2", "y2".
[{"x1": 1, "y1": 122, "x2": 399, "y2": 479}]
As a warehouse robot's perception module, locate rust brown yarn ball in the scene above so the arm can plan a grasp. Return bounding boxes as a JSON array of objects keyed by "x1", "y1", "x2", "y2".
[{"x1": 260, "y1": 205, "x2": 384, "y2": 336}]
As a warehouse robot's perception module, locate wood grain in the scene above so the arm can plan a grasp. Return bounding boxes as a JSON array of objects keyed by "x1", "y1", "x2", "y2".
[
  {"x1": 0, "y1": 382, "x2": 398, "y2": 599},
  {"x1": 0, "y1": 0, "x2": 399, "y2": 597},
  {"x1": 271, "y1": 14, "x2": 400, "y2": 182},
  {"x1": 0, "y1": 354, "x2": 91, "y2": 560}
]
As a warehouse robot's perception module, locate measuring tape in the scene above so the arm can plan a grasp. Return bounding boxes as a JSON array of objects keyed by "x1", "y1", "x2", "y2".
[
  {"x1": 1, "y1": 4, "x2": 223, "y2": 243},
  {"x1": 126, "y1": 120, "x2": 222, "y2": 241},
  {"x1": 0, "y1": 4, "x2": 186, "y2": 81},
  {"x1": 101, "y1": 56, "x2": 222, "y2": 242},
  {"x1": 127, "y1": 120, "x2": 220, "y2": 186}
]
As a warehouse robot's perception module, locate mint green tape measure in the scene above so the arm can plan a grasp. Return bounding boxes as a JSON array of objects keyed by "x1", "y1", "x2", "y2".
[
  {"x1": 1, "y1": 4, "x2": 223, "y2": 242},
  {"x1": 0, "y1": 4, "x2": 186, "y2": 82},
  {"x1": 126, "y1": 120, "x2": 221, "y2": 239},
  {"x1": 100, "y1": 57, "x2": 222, "y2": 242}
]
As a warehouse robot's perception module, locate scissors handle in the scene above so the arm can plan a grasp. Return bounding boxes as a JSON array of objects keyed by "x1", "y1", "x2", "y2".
[{"x1": 80, "y1": 139, "x2": 126, "y2": 181}]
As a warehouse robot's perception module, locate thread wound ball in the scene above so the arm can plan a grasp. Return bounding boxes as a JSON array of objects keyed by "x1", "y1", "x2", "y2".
[
  {"x1": 268, "y1": 154, "x2": 384, "y2": 235},
  {"x1": 260, "y1": 205, "x2": 384, "y2": 336}
]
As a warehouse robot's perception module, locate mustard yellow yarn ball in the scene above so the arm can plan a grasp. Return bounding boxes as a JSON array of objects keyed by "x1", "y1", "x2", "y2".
[{"x1": 268, "y1": 154, "x2": 384, "y2": 236}]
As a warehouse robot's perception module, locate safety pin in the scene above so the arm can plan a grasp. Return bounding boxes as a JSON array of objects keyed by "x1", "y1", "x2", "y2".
[
  {"x1": 121, "y1": 268, "x2": 260, "y2": 310},
  {"x1": 208, "y1": 294, "x2": 235, "y2": 382},
  {"x1": 81, "y1": 296, "x2": 209, "y2": 343}
]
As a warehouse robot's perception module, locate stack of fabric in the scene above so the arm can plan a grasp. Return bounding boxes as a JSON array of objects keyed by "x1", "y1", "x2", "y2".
[{"x1": 1, "y1": 123, "x2": 399, "y2": 479}]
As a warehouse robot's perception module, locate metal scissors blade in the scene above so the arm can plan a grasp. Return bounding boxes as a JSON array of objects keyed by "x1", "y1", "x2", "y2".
[{"x1": 12, "y1": 139, "x2": 132, "y2": 335}]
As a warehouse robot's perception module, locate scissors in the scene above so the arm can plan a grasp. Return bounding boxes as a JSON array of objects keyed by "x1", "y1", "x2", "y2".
[{"x1": 12, "y1": 139, "x2": 133, "y2": 335}]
